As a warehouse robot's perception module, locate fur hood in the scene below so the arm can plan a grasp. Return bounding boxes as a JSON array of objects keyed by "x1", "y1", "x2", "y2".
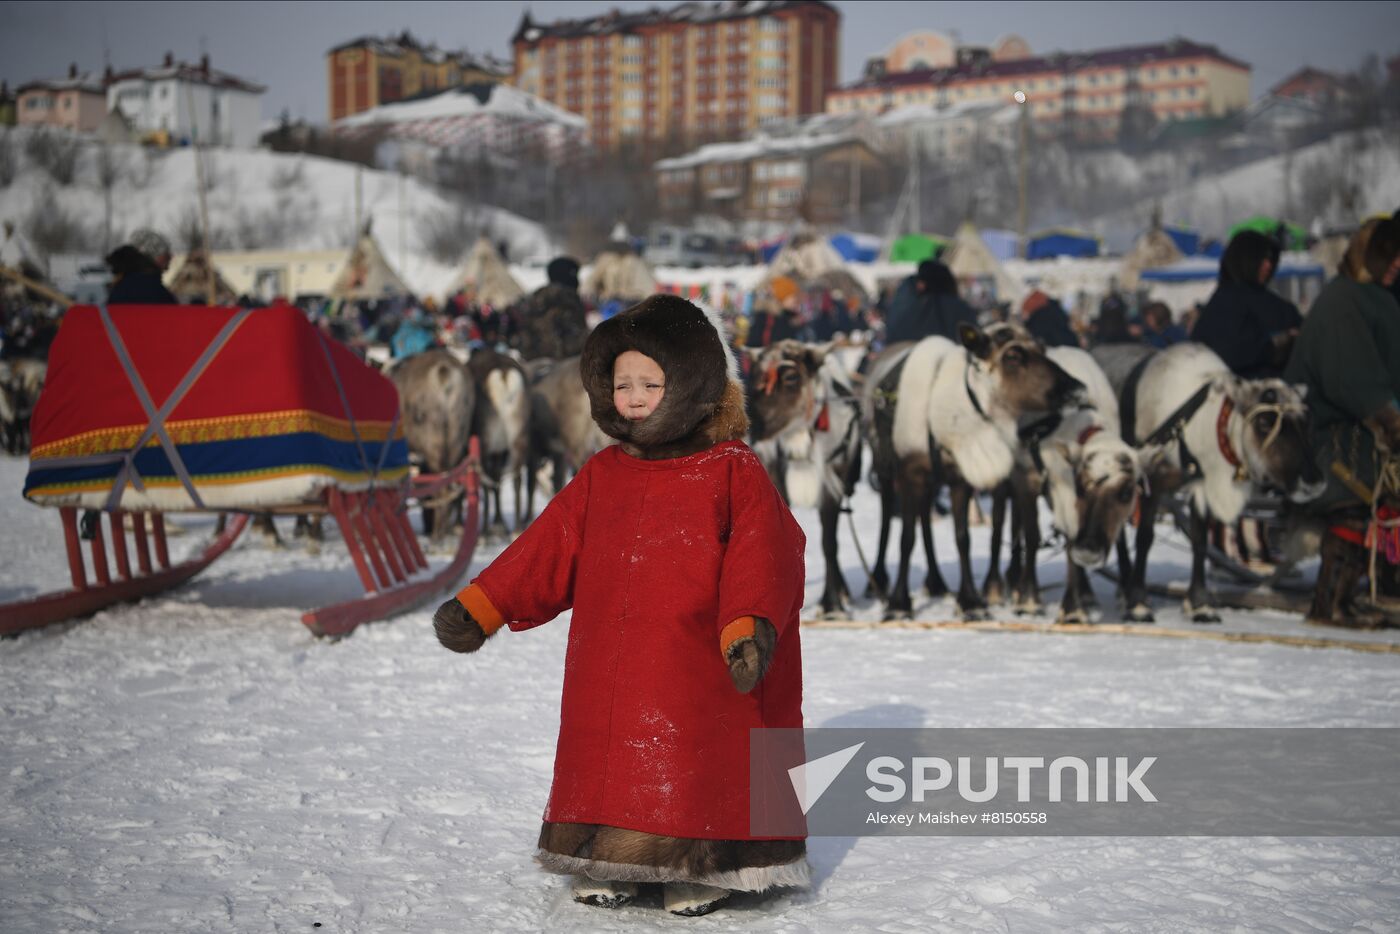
[{"x1": 580, "y1": 294, "x2": 748, "y2": 459}]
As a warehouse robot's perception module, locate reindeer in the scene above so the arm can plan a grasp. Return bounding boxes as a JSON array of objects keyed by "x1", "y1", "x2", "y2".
[
  {"x1": 524, "y1": 356, "x2": 608, "y2": 522},
  {"x1": 467, "y1": 347, "x2": 530, "y2": 538},
  {"x1": 390, "y1": 349, "x2": 476, "y2": 545},
  {"x1": 745, "y1": 339, "x2": 864, "y2": 617},
  {"x1": 1094, "y1": 342, "x2": 1325, "y2": 622},
  {"x1": 0, "y1": 358, "x2": 45, "y2": 455},
  {"x1": 880, "y1": 324, "x2": 1083, "y2": 619},
  {"x1": 983, "y1": 342, "x2": 1143, "y2": 623},
  {"x1": 863, "y1": 342, "x2": 948, "y2": 604}
]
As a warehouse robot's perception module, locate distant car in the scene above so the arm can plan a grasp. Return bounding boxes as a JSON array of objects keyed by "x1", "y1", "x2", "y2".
[{"x1": 645, "y1": 228, "x2": 729, "y2": 268}]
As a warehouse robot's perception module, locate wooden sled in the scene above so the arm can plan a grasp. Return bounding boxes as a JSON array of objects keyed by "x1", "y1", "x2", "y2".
[{"x1": 0, "y1": 444, "x2": 481, "y2": 639}]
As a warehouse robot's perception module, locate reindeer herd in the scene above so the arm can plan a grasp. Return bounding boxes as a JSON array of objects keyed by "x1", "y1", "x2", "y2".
[
  {"x1": 385, "y1": 313, "x2": 1321, "y2": 625},
  {"x1": 738, "y1": 322, "x2": 1321, "y2": 624}
]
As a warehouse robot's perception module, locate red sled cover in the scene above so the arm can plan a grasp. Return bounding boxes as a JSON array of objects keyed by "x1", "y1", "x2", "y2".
[{"x1": 25, "y1": 304, "x2": 409, "y2": 511}]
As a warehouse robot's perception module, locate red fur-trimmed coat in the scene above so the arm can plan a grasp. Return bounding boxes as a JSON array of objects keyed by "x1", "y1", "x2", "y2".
[{"x1": 465, "y1": 439, "x2": 806, "y2": 842}]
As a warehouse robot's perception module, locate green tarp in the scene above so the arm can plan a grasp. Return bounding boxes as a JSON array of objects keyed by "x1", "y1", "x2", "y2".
[
  {"x1": 889, "y1": 233, "x2": 949, "y2": 264},
  {"x1": 1228, "y1": 216, "x2": 1309, "y2": 251}
]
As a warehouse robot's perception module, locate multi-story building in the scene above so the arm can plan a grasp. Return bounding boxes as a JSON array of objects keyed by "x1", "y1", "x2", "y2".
[
  {"x1": 16, "y1": 66, "x2": 107, "y2": 134},
  {"x1": 327, "y1": 32, "x2": 511, "y2": 122},
  {"x1": 511, "y1": 0, "x2": 840, "y2": 150},
  {"x1": 828, "y1": 38, "x2": 1250, "y2": 144},
  {"x1": 333, "y1": 81, "x2": 589, "y2": 167},
  {"x1": 106, "y1": 54, "x2": 265, "y2": 148},
  {"x1": 654, "y1": 128, "x2": 886, "y2": 224},
  {"x1": 875, "y1": 99, "x2": 1020, "y2": 164}
]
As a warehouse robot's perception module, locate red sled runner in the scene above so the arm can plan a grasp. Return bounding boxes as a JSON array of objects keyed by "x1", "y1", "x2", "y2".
[{"x1": 1, "y1": 303, "x2": 480, "y2": 638}]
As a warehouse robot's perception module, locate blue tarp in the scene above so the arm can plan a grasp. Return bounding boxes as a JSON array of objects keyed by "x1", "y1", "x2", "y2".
[
  {"x1": 980, "y1": 229, "x2": 1019, "y2": 261},
  {"x1": 828, "y1": 233, "x2": 881, "y2": 263},
  {"x1": 759, "y1": 236, "x2": 787, "y2": 263},
  {"x1": 1027, "y1": 231, "x2": 1100, "y2": 260},
  {"x1": 1139, "y1": 257, "x2": 1325, "y2": 282},
  {"x1": 1164, "y1": 227, "x2": 1201, "y2": 256}
]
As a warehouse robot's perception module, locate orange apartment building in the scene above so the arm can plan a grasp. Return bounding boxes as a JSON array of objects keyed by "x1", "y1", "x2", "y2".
[
  {"x1": 510, "y1": 0, "x2": 840, "y2": 150},
  {"x1": 327, "y1": 31, "x2": 511, "y2": 122},
  {"x1": 828, "y1": 38, "x2": 1250, "y2": 143}
]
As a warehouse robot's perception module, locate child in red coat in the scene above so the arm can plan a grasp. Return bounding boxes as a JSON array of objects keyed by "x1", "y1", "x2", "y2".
[{"x1": 433, "y1": 295, "x2": 809, "y2": 916}]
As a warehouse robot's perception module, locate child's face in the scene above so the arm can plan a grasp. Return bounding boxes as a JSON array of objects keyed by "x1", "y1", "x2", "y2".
[{"x1": 613, "y1": 350, "x2": 666, "y2": 421}]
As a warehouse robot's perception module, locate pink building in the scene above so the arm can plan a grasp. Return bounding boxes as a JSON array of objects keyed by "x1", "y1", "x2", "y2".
[{"x1": 16, "y1": 65, "x2": 106, "y2": 133}]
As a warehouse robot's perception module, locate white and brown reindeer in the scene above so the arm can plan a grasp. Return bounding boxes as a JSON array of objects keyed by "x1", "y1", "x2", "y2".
[
  {"x1": 466, "y1": 347, "x2": 531, "y2": 538},
  {"x1": 875, "y1": 324, "x2": 1084, "y2": 620},
  {"x1": 744, "y1": 339, "x2": 864, "y2": 617},
  {"x1": 982, "y1": 340, "x2": 1143, "y2": 624},
  {"x1": 1094, "y1": 342, "x2": 1325, "y2": 622},
  {"x1": 389, "y1": 348, "x2": 477, "y2": 546}
]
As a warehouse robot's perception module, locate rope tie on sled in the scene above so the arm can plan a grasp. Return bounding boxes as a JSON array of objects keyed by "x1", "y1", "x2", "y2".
[{"x1": 50, "y1": 306, "x2": 255, "y2": 512}]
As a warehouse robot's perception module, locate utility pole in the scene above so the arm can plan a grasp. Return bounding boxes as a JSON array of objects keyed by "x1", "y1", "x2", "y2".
[{"x1": 1016, "y1": 90, "x2": 1029, "y2": 259}]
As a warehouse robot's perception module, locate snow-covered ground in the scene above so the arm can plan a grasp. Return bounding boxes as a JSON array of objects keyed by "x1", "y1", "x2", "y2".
[{"x1": 3, "y1": 450, "x2": 1400, "y2": 932}]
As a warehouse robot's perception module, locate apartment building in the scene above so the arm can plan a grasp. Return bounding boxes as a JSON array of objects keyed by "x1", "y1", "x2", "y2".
[
  {"x1": 328, "y1": 31, "x2": 511, "y2": 122},
  {"x1": 829, "y1": 37, "x2": 1250, "y2": 143},
  {"x1": 106, "y1": 54, "x2": 265, "y2": 148},
  {"x1": 511, "y1": 0, "x2": 839, "y2": 150}
]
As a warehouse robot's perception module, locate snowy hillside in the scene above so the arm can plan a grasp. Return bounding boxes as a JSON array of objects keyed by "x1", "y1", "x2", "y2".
[
  {"x1": 0, "y1": 128, "x2": 555, "y2": 297},
  {"x1": 3, "y1": 450, "x2": 1400, "y2": 931},
  {"x1": 1083, "y1": 129, "x2": 1400, "y2": 248}
]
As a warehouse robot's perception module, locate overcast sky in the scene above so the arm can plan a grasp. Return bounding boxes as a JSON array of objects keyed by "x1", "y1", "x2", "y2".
[{"x1": 3, "y1": 1, "x2": 1397, "y2": 122}]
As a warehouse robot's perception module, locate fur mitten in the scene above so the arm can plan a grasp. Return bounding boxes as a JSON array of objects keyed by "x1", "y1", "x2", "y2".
[
  {"x1": 433, "y1": 598, "x2": 490, "y2": 653},
  {"x1": 723, "y1": 616, "x2": 777, "y2": 693}
]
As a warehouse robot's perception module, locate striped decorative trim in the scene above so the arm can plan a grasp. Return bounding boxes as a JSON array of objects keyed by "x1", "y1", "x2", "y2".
[
  {"x1": 26, "y1": 462, "x2": 411, "y2": 499},
  {"x1": 31, "y1": 409, "x2": 404, "y2": 460}
]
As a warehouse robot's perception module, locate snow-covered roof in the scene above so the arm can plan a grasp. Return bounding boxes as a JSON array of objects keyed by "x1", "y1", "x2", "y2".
[
  {"x1": 654, "y1": 132, "x2": 858, "y2": 171},
  {"x1": 335, "y1": 84, "x2": 585, "y2": 130},
  {"x1": 108, "y1": 61, "x2": 264, "y2": 95},
  {"x1": 876, "y1": 99, "x2": 1019, "y2": 128},
  {"x1": 16, "y1": 73, "x2": 105, "y2": 96}
]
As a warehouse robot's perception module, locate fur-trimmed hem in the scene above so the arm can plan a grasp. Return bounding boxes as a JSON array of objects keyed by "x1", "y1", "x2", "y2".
[{"x1": 534, "y1": 848, "x2": 812, "y2": 893}]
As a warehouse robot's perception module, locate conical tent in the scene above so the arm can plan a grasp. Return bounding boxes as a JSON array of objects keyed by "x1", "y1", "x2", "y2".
[
  {"x1": 763, "y1": 232, "x2": 869, "y2": 303},
  {"x1": 585, "y1": 248, "x2": 657, "y2": 302},
  {"x1": 455, "y1": 236, "x2": 524, "y2": 308},
  {"x1": 166, "y1": 249, "x2": 237, "y2": 305},
  {"x1": 944, "y1": 221, "x2": 1020, "y2": 301},
  {"x1": 889, "y1": 232, "x2": 948, "y2": 264},
  {"x1": 1120, "y1": 227, "x2": 1185, "y2": 289},
  {"x1": 329, "y1": 229, "x2": 411, "y2": 301}
]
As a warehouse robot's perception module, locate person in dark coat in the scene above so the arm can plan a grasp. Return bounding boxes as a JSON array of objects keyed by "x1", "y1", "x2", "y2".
[
  {"x1": 883, "y1": 260, "x2": 976, "y2": 345},
  {"x1": 513, "y1": 255, "x2": 589, "y2": 360},
  {"x1": 1020, "y1": 289, "x2": 1080, "y2": 347},
  {"x1": 1190, "y1": 230, "x2": 1302, "y2": 379},
  {"x1": 1090, "y1": 294, "x2": 1136, "y2": 345},
  {"x1": 105, "y1": 228, "x2": 176, "y2": 305},
  {"x1": 1283, "y1": 217, "x2": 1400, "y2": 626},
  {"x1": 1140, "y1": 301, "x2": 1188, "y2": 348},
  {"x1": 745, "y1": 276, "x2": 808, "y2": 348}
]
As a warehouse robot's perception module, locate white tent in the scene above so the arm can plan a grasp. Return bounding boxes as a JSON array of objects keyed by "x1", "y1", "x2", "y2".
[
  {"x1": 454, "y1": 237, "x2": 524, "y2": 308},
  {"x1": 944, "y1": 221, "x2": 1022, "y2": 302},
  {"x1": 586, "y1": 248, "x2": 657, "y2": 302},
  {"x1": 763, "y1": 232, "x2": 870, "y2": 302},
  {"x1": 328, "y1": 227, "x2": 411, "y2": 300},
  {"x1": 1119, "y1": 227, "x2": 1185, "y2": 290}
]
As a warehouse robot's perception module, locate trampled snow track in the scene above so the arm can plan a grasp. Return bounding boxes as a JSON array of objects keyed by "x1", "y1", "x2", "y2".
[{"x1": 5, "y1": 453, "x2": 1400, "y2": 931}]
